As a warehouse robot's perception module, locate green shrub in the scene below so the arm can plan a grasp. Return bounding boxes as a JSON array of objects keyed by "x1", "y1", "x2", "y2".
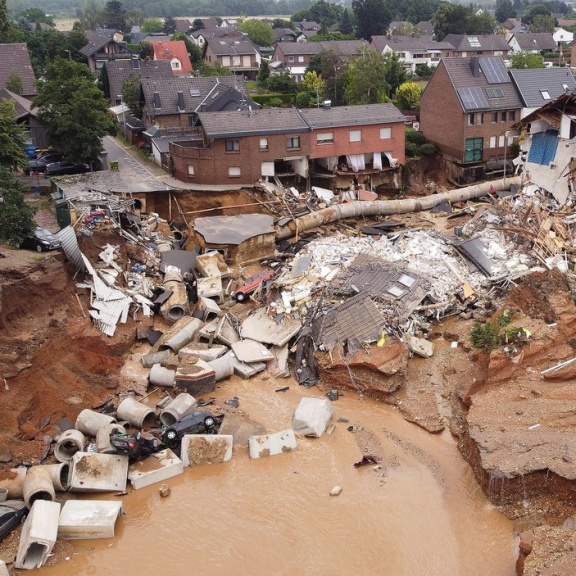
[
  {"x1": 405, "y1": 142, "x2": 419, "y2": 157},
  {"x1": 268, "y1": 97, "x2": 283, "y2": 108},
  {"x1": 414, "y1": 64, "x2": 434, "y2": 79},
  {"x1": 295, "y1": 91, "x2": 312, "y2": 108},
  {"x1": 419, "y1": 143, "x2": 441, "y2": 156},
  {"x1": 251, "y1": 93, "x2": 295, "y2": 106},
  {"x1": 406, "y1": 129, "x2": 427, "y2": 145},
  {"x1": 470, "y1": 312, "x2": 516, "y2": 353}
]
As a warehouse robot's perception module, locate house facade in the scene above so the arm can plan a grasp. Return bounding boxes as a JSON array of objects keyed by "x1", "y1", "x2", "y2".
[
  {"x1": 443, "y1": 34, "x2": 511, "y2": 58},
  {"x1": 203, "y1": 37, "x2": 260, "y2": 78},
  {"x1": 420, "y1": 56, "x2": 522, "y2": 184},
  {"x1": 80, "y1": 31, "x2": 133, "y2": 73},
  {"x1": 508, "y1": 33, "x2": 557, "y2": 54},
  {"x1": 370, "y1": 35, "x2": 453, "y2": 71}
]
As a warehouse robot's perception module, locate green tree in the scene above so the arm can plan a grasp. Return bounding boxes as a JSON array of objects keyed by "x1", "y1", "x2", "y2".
[
  {"x1": 295, "y1": 91, "x2": 312, "y2": 107},
  {"x1": 163, "y1": 16, "x2": 177, "y2": 34},
  {"x1": 495, "y1": 0, "x2": 516, "y2": 22},
  {"x1": 344, "y1": 48, "x2": 390, "y2": 104},
  {"x1": 395, "y1": 81, "x2": 422, "y2": 109},
  {"x1": 340, "y1": 8, "x2": 354, "y2": 34},
  {"x1": 432, "y1": 2, "x2": 470, "y2": 40},
  {"x1": 320, "y1": 50, "x2": 347, "y2": 105},
  {"x1": 196, "y1": 61, "x2": 233, "y2": 76},
  {"x1": 34, "y1": 59, "x2": 116, "y2": 166},
  {"x1": 5, "y1": 72, "x2": 23, "y2": 95},
  {"x1": 191, "y1": 18, "x2": 205, "y2": 32},
  {"x1": 292, "y1": 0, "x2": 344, "y2": 29},
  {"x1": 141, "y1": 18, "x2": 163, "y2": 33},
  {"x1": 510, "y1": 51, "x2": 545, "y2": 67},
  {"x1": 238, "y1": 19, "x2": 274, "y2": 46},
  {"x1": 272, "y1": 18, "x2": 293, "y2": 29},
  {"x1": 121, "y1": 74, "x2": 142, "y2": 118},
  {"x1": 172, "y1": 32, "x2": 202, "y2": 65},
  {"x1": 530, "y1": 14, "x2": 555, "y2": 32},
  {"x1": 301, "y1": 70, "x2": 325, "y2": 98},
  {"x1": 0, "y1": 0, "x2": 9, "y2": 42},
  {"x1": 383, "y1": 51, "x2": 408, "y2": 96},
  {"x1": 18, "y1": 8, "x2": 54, "y2": 26},
  {"x1": 306, "y1": 53, "x2": 323, "y2": 76},
  {"x1": 266, "y1": 71, "x2": 298, "y2": 93},
  {"x1": 0, "y1": 100, "x2": 27, "y2": 169},
  {"x1": 126, "y1": 9, "x2": 145, "y2": 28},
  {"x1": 352, "y1": 0, "x2": 392, "y2": 40},
  {"x1": 0, "y1": 169, "x2": 36, "y2": 247},
  {"x1": 102, "y1": 0, "x2": 127, "y2": 31},
  {"x1": 139, "y1": 41, "x2": 152, "y2": 60},
  {"x1": 467, "y1": 12, "x2": 496, "y2": 34},
  {"x1": 522, "y1": 3, "x2": 550, "y2": 25},
  {"x1": 258, "y1": 59, "x2": 270, "y2": 83}
]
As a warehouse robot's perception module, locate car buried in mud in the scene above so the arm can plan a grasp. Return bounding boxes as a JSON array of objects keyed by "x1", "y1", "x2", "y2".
[{"x1": 161, "y1": 411, "x2": 222, "y2": 448}]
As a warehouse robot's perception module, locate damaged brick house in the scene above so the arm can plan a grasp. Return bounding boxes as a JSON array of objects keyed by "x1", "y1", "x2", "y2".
[
  {"x1": 420, "y1": 56, "x2": 522, "y2": 184},
  {"x1": 168, "y1": 103, "x2": 406, "y2": 189}
]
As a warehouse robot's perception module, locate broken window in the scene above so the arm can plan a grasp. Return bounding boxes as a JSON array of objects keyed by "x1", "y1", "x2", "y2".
[{"x1": 527, "y1": 130, "x2": 559, "y2": 165}]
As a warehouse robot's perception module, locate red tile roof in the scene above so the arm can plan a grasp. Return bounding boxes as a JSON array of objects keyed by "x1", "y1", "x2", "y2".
[{"x1": 151, "y1": 41, "x2": 193, "y2": 75}]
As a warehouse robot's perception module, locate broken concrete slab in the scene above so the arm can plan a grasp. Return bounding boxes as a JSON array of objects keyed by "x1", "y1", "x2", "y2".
[
  {"x1": 174, "y1": 359, "x2": 216, "y2": 395},
  {"x1": 214, "y1": 314, "x2": 240, "y2": 346},
  {"x1": 207, "y1": 354, "x2": 235, "y2": 382},
  {"x1": 240, "y1": 308, "x2": 301, "y2": 346},
  {"x1": 178, "y1": 342, "x2": 227, "y2": 363},
  {"x1": 0, "y1": 559, "x2": 8, "y2": 576},
  {"x1": 15, "y1": 500, "x2": 61, "y2": 570},
  {"x1": 199, "y1": 296, "x2": 222, "y2": 321},
  {"x1": 248, "y1": 429, "x2": 298, "y2": 458},
  {"x1": 266, "y1": 344, "x2": 290, "y2": 378},
  {"x1": 292, "y1": 397, "x2": 334, "y2": 438},
  {"x1": 226, "y1": 351, "x2": 266, "y2": 379},
  {"x1": 69, "y1": 452, "x2": 128, "y2": 493},
  {"x1": 231, "y1": 340, "x2": 275, "y2": 363},
  {"x1": 196, "y1": 276, "x2": 224, "y2": 303},
  {"x1": 219, "y1": 413, "x2": 267, "y2": 446},
  {"x1": 404, "y1": 333, "x2": 435, "y2": 358},
  {"x1": 196, "y1": 251, "x2": 231, "y2": 279},
  {"x1": 128, "y1": 449, "x2": 183, "y2": 489},
  {"x1": 58, "y1": 500, "x2": 123, "y2": 539},
  {"x1": 180, "y1": 434, "x2": 233, "y2": 467}
]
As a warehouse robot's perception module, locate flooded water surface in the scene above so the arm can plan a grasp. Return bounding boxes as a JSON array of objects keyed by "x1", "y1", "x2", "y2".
[{"x1": 41, "y1": 379, "x2": 518, "y2": 576}]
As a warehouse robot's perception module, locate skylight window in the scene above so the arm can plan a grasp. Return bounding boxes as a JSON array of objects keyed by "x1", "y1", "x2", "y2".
[
  {"x1": 541, "y1": 90, "x2": 551, "y2": 100},
  {"x1": 486, "y1": 87, "x2": 505, "y2": 98},
  {"x1": 468, "y1": 36, "x2": 481, "y2": 47}
]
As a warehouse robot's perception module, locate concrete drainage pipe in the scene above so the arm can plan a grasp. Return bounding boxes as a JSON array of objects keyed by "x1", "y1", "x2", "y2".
[
  {"x1": 75, "y1": 409, "x2": 117, "y2": 437},
  {"x1": 33, "y1": 463, "x2": 70, "y2": 492},
  {"x1": 54, "y1": 429, "x2": 86, "y2": 463},
  {"x1": 23, "y1": 467, "x2": 55, "y2": 509},
  {"x1": 116, "y1": 397, "x2": 156, "y2": 429}
]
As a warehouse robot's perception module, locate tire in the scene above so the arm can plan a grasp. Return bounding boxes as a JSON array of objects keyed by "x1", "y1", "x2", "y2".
[
  {"x1": 235, "y1": 292, "x2": 246, "y2": 302},
  {"x1": 204, "y1": 416, "x2": 216, "y2": 429},
  {"x1": 36, "y1": 244, "x2": 43, "y2": 253},
  {"x1": 165, "y1": 429, "x2": 178, "y2": 444}
]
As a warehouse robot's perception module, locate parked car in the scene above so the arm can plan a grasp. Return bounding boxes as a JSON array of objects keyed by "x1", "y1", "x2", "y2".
[
  {"x1": 0, "y1": 502, "x2": 27, "y2": 543},
  {"x1": 161, "y1": 411, "x2": 222, "y2": 447},
  {"x1": 24, "y1": 152, "x2": 66, "y2": 175},
  {"x1": 231, "y1": 269, "x2": 275, "y2": 302},
  {"x1": 20, "y1": 226, "x2": 62, "y2": 252},
  {"x1": 45, "y1": 161, "x2": 88, "y2": 177}
]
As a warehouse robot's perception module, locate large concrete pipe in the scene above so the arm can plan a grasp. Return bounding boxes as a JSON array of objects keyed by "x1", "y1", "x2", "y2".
[
  {"x1": 117, "y1": 397, "x2": 156, "y2": 429},
  {"x1": 275, "y1": 176, "x2": 522, "y2": 240},
  {"x1": 150, "y1": 363, "x2": 176, "y2": 388},
  {"x1": 160, "y1": 270, "x2": 190, "y2": 323},
  {"x1": 23, "y1": 467, "x2": 55, "y2": 509},
  {"x1": 33, "y1": 463, "x2": 70, "y2": 492},
  {"x1": 159, "y1": 317, "x2": 203, "y2": 353},
  {"x1": 75, "y1": 410, "x2": 117, "y2": 437},
  {"x1": 96, "y1": 423, "x2": 126, "y2": 454},
  {"x1": 207, "y1": 354, "x2": 235, "y2": 383},
  {"x1": 0, "y1": 467, "x2": 27, "y2": 499},
  {"x1": 0, "y1": 487, "x2": 7, "y2": 502},
  {"x1": 141, "y1": 349, "x2": 173, "y2": 368},
  {"x1": 160, "y1": 393, "x2": 198, "y2": 426},
  {"x1": 54, "y1": 429, "x2": 85, "y2": 463}
]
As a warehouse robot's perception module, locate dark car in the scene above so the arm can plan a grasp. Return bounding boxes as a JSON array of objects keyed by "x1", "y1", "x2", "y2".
[
  {"x1": 0, "y1": 502, "x2": 27, "y2": 543},
  {"x1": 24, "y1": 152, "x2": 65, "y2": 175},
  {"x1": 45, "y1": 161, "x2": 88, "y2": 177},
  {"x1": 231, "y1": 269, "x2": 274, "y2": 302},
  {"x1": 20, "y1": 226, "x2": 62, "y2": 252},
  {"x1": 161, "y1": 411, "x2": 222, "y2": 447}
]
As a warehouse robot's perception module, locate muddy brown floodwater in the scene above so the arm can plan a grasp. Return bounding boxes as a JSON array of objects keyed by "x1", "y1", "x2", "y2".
[{"x1": 36, "y1": 376, "x2": 518, "y2": 576}]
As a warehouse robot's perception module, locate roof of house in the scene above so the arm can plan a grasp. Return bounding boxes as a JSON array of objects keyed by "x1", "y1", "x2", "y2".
[
  {"x1": 299, "y1": 103, "x2": 405, "y2": 129},
  {"x1": 274, "y1": 28, "x2": 298, "y2": 42},
  {"x1": 416, "y1": 21, "x2": 434, "y2": 35},
  {"x1": 194, "y1": 214, "x2": 275, "y2": 245},
  {"x1": 141, "y1": 76, "x2": 255, "y2": 115},
  {"x1": 196, "y1": 18, "x2": 220, "y2": 31},
  {"x1": 0, "y1": 88, "x2": 36, "y2": 119},
  {"x1": 508, "y1": 67, "x2": 576, "y2": 108},
  {"x1": 275, "y1": 40, "x2": 367, "y2": 56},
  {"x1": 151, "y1": 133, "x2": 197, "y2": 154},
  {"x1": 509, "y1": 32, "x2": 557, "y2": 51},
  {"x1": 439, "y1": 56, "x2": 522, "y2": 112},
  {"x1": 296, "y1": 21, "x2": 321, "y2": 31},
  {"x1": 192, "y1": 28, "x2": 244, "y2": 40},
  {"x1": 557, "y1": 18, "x2": 576, "y2": 27},
  {"x1": 0, "y1": 43, "x2": 37, "y2": 97},
  {"x1": 105, "y1": 59, "x2": 174, "y2": 103},
  {"x1": 151, "y1": 41, "x2": 193, "y2": 74},
  {"x1": 204, "y1": 37, "x2": 258, "y2": 56},
  {"x1": 197, "y1": 107, "x2": 309, "y2": 138},
  {"x1": 443, "y1": 34, "x2": 511, "y2": 52},
  {"x1": 95, "y1": 28, "x2": 123, "y2": 38},
  {"x1": 503, "y1": 18, "x2": 522, "y2": 29},
  {"x1": 131, "y1": 32, "x2": 172, "y2": 45},
  {"x1": 371, "y1": 35, "x2": 453, "y2": 52},
  {"x1": 174, "y1": 19, "x2": 192, "y2": 34},
  {"x1": 80, "y1": 33, "x2": 132, "y2": 58}
]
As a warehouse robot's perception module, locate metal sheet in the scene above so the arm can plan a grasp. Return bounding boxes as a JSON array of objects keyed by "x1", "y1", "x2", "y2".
[{"x1": 56, "y1": 226, "x2": 86, "y2": 272}]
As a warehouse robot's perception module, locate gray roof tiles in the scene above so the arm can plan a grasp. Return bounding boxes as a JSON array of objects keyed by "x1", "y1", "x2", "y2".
[
  {"x1": 371, "y1": 35, "x2": 454, "y2": 52},
  {"x1": 275, "y1": 40, "x2": 367, "y2": 56},
  {"x1": 510, "y1": 33, "x2": 557, "y2": 51},
  {"x1": 443, "y1": 34, "x2": 511, "y2": 52},
  {"x1": 205, "y1": 37, "x2": 258, "y2": 56},
  {"x1": 509, "y1": 67, "x2": 576, "y2": 107},
  {"x1": 299, "y1": 103, "x2": 405, "y2": 128},
  {"x1": 105, "y1": 59, "x2": 174, "y2": 103}
]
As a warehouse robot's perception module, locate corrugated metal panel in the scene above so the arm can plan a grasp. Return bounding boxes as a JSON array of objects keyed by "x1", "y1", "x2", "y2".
[{"x1": 56, "y1": 226, "x2": 86, "y2": 272}]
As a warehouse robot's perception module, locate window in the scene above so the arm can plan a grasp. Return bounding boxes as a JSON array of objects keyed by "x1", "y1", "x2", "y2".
[
  {"x1": 286, "y1": 136, "x2": 300, "y2": 149},
  {"x1": 498, "y1": 135, "x2": 505, "y2": 147},
  {"x1": 508, "y1": 110, "x2": 515, "y2": 122},
  {"x1": 349, "y1": 129, "x2": 362, "y2": 142},
  {"x1": 225, "y1": 139, "x2": 240, "y2": 152},
  {"x1": 288, "y1": 56, "x2": 294, "y2": 63},
  {"x1": 541, "y1": 90, "x2": 551, "y2": 100},
  {"x1": 491, "y1": 112, "x2": 497, "y2": 123},
  {"x1": 259, "y1": 138, "x2": 268, "y2": 151},
  {"x1": 187, "y1": 165, "x2": 195, "y2": 176},
  {"x1": 468, "y1": 113, "x2": 475, "y2": 126},
  {"x1": 298, "y1": 56, "x2": 304, "y2": 62},
  {"x1": 527, "y1": 130, "x2": 559, "y2": 165},
  {"x1": 317, "y1": 132, "x2": 334, "y2": 144},
  {"x1": 228, "y1": 166, "x2": 241, "y2": 177},
  {"x1": 380, "y1": 127, "x2": 392, "y2": 139},
  {"x1": 500, "y1": 111, "x2": 507, "y2": 122},
  {"x1": 188, "y1": 114, "x2": 195, "y2": 127},
  {"x1": 464, "y1": 137, "x2": 483, "y2": 162},
  {"x1": 476, "y1": 113, "x2": 483, "y2": 125},
  {"x1": 489, "y1": 136, "x2": 496, "y2": 148}
]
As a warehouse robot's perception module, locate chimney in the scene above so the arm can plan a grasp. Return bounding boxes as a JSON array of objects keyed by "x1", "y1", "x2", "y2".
[
  {"x1": 153, "y1": 92, "x2": 161, "y2": 108},
  {"x1": 469, "y1": 56, "x2": 481, "y2": 78},
  {"x1": 177, "y1": 91, "x2": 185, "y2": 111}
]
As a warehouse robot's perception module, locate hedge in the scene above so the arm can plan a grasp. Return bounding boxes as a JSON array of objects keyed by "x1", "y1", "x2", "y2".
[{"x1": 251, "y1": 93, "x2": 297, "y2": 106}]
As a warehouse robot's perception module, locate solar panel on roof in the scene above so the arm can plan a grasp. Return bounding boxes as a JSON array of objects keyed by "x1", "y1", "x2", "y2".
[
  {"x1": 457, "y1": 87, "x2": 489, "y2": 110},
  {"x1": 486, "y1": 87, "x2": 505, "y2": 98},
  {"x1": 479, "y1": 57, "x2": 509, "y2": 84}
]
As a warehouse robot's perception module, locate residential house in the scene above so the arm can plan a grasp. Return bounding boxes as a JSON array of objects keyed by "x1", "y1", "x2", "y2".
[
  {"x1": 294, "y1": 21, "x2": 322, "y2": 42},
  {"x1": 221, "y1": 18, "x2": 239, "y2": 28},
  {"x1": 274, "y1": 28, "x2": 298, "y2": 43},
  {"x1": 271, "y1": 40, "x2": 367, "y2": 82},
  {"x1": 416, "y1": 21, "x2": 434, "y2": 36},
  {"x1": 370, "y1": 35, "x2": 453, "y2": 72},
  {"x1": 130, "y1": 32, "x2": 172, "y2": 45},
  {"x1": 389, "y1": 21, "x2": 409, "y2": 33},
  {"x1": 203, "y1": 37, "x2": 260, "y2": 78},
  {"x1": 508, "y1": 32, "x2": 557, "y2": 53},
  {"x1": 194, "y1": 18, "x2": 220, "y2": 31},
  {"x1": 174, "y1": 19, "x2": 192, "y2": 34},
  {"x1": 443, "y1": 34, "x2": 511, "y2": 57},
  {"x1": 420, "y1": 56, "x2": 522, "y2": 184},
  {"x1": 553, "y1": 27, "x2": 574, "y2": 46},
  {"x1": 508, "y1": 67, "x2": 576, "y2": 117},
  {"x1": 95, "y1": 28, "x2": 124, "y2": 42},
  {"x1": 168, "y1": 102, "x2": 406, "y2": 189},
  {"x1": 151, "y1": 41, "x2": 193, "y2": 75},
  {"x1": 503, "y1": 18, "x2": 522, "y2": 30},
  {"x1": 141, "y1": 75, "x2": 257, "y2": 131},
  {"x1": 191, "y1": 27, "x2": 244, "y2": 49},
  {"x1": 298, "y1": 103, "x2": 406, "y2": 190},
  {"x1": 557, "y1": 18, "x2": 576, "y2": 28},
  {"x1": 103, "y1": 58, "x2": 175, "y2": 106},
  {"x1": 0, "y1": 43, "x2": 37, "y2": 99},
  {"x1": 0, "y1": 88, "x2": 47, "y2": 147},
  {"x1": 511, "y1": 91, "x2": 576, "y2": 204},
  {"x1": 80, "y1": 30, "x2": 133, "y2": 73}
]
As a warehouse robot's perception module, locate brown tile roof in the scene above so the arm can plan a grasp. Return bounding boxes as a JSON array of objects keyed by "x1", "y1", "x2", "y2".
[
  {"x1": 151, "y1": 41, "x2": 193, "y2": 74},
  {"x1": 510, "y1": 33, "x2": 557, "y2": 51},
  {"x1": 0, "y1": 43, "x2": 37, "y2": 97}
]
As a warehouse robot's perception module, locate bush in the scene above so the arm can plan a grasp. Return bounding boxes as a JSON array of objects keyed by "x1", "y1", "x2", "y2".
[
  {"x1": 414, "y1": 64, "x2": 435, "y2": 79},
  {"x1": 268, "y1": 97, "x2": 283, "y2": 108},
  {"x1": 405, "y1": 142, "x2": 419, "y2": 157},
  {"x1": 470, "y1": 312, "x2": 514, "y2": 353},
  {"x1": 406, "y1": 128, "x2": 427, "y2": 145},
  {"x1": 419, "y1": 143, "x2": 441, "y2": 156},
  {"x1": 295, "y1": 91, "x2": 312, "y2": 108},
  {"x1": 251, "y1": 93, "x2": 296, "y2": 107}
]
